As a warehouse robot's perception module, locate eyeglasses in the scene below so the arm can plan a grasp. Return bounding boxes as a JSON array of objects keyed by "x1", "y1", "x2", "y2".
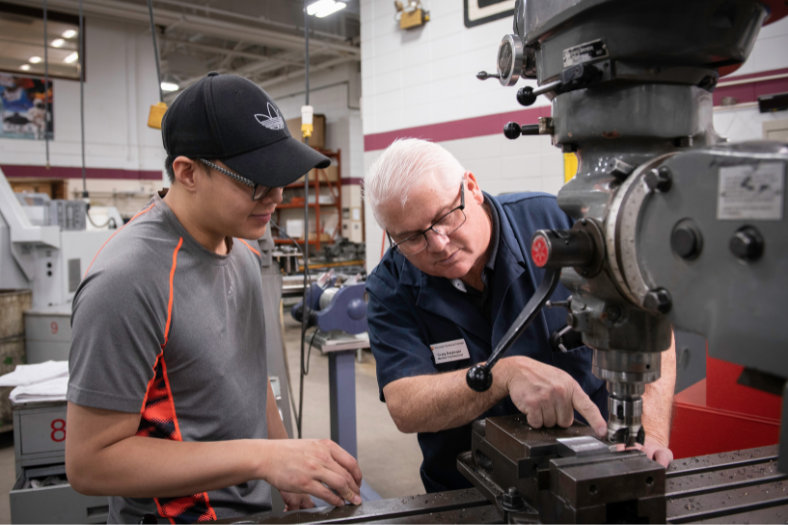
[
  {"x1": 199, "y1": 159, "x2": 277, "y2": 201},
  {"x1": 389, "y1": 181, "x2": 467, "y2": 255}
]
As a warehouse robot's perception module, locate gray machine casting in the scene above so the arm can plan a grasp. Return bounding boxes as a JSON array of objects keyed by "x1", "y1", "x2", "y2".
[{"x1": 478, "y1": 0, "x2": 787, "y2": 453}]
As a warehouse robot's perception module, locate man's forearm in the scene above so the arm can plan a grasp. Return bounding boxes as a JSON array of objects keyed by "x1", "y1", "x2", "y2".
[
  {"x1": 641, "y1": 332, "x2": 677, "y2": 446},
  {"x1": 384, "y1": 358, "x2": 515, "y2": 433},
  {"x1": 71, "y1": 435, "x2": 269, "y2": 498}
]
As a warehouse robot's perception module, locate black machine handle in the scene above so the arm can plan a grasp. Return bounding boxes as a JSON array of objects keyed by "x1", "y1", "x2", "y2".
[{"x1": 466, "y1": 267, "x2": 561, "y2": 392}]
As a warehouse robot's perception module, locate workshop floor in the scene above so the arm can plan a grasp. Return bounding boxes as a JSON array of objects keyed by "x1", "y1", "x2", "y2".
[
  {"x1": 0, "y1": 431, "x2": 13, "y2": 523},
  {"x1": 0, "y1": 321, "x2": 425, "y2": 523}
]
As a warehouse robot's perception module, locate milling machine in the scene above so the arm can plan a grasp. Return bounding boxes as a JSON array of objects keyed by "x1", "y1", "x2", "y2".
[{"x1": 457, "y1": 0, "x2": 788, "y2": 522}]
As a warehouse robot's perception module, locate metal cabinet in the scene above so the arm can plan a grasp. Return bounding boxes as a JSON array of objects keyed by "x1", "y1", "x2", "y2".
[{"x1": 10, "y1": 401, "x2": 109, "y2": 524}]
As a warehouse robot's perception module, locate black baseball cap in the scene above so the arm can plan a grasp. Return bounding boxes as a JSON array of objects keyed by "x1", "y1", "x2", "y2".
[{"x1": 161, "y1": 72, "x2": 330, "y2": 187}]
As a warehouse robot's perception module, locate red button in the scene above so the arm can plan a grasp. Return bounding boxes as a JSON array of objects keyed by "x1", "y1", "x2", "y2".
[{"x1": 531, "y1": 236, "x2": 549, "y2": 267}]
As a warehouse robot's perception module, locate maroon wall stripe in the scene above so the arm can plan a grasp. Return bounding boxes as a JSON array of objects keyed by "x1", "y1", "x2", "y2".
[
  {"x1": 364, "y1": 68, "x2": 788, "y2": 152},
  {"x1": 718, "y1": 67, "x2": 788, "y2": 82},
  {"x1": 364, "y1": 105, "x2": 551, "y2": 152},
  {"x1": 1, "y1": 165, "x2": 162, "y2": 180},
  {"x1": 344, "y1": 177, "x2": 363, "y2": 185},
  {"x1": 714, "y1": 75, "x2": 788, "y2": 106}
]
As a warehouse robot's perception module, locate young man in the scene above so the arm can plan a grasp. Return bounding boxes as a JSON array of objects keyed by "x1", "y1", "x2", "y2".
[
  {"x1": 66, "y1": 72, "x2": 363, "y2": 523},
  {"x1": 364, "y1": 138, "x2": 675, "y2": 493}
]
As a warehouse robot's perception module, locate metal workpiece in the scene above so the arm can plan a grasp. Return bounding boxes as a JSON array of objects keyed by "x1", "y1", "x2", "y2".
[{"x1": 212, "y1": 489, "x2": 497, "y2": 524}]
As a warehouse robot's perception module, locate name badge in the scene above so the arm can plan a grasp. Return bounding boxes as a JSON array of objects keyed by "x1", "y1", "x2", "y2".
[{"x1": 430, "y1": 339, "x2": 471, "y2": 365}]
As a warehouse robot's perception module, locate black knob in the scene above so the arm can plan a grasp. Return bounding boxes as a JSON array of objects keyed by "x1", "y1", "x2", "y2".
[
  {"x1": 643, "y1": 288, "x2": 672, "y2": 314},
  {"x1": 501, "y1": 487, "x2": 525, "y2": 511},
  {"x1": 466, "y1": 364, "x2": 493, "y2": 392},
  {"x1": 730, "y1": 226, "x2": 763, "y2": 262},
  {"x1": 503, "y1": 122, "x2": 522, "y2": 139},
  {"x1": 516, "y1": 86, "x2": 537, "y2": 106},
  {"x1": 645, "y1": 167, "x2": 672, "y2": 192},
  {"x1": 671, "y1": 224, "x2": 702, "y2": 260}
]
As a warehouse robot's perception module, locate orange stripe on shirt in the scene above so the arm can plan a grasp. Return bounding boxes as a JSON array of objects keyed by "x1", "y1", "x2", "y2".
[
  {"x1": 83, "y1": 202, "x2": 155, "y2": 278},
  {"x1": 238, "y1": 238, "x2": 260, "y2": 256},
  {"x1": 163, "y1": 237, "x2": 183, "y2": 346}
]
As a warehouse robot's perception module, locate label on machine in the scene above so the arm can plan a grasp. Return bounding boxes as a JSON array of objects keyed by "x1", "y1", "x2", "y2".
[
  {"x1": 717, "y1": 163, "x2": 785, "y2": 220},
  {"x1": 562, "y1": 39, "x2": 609, "y2": 67},
  {"x1": 430, "y1": 339, "x2": 471, "y2": 364}
]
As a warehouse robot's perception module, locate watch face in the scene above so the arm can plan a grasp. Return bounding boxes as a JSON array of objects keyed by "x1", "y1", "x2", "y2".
[{"x1": 498, "y1": 40, "x2": 514, "y2": 79}]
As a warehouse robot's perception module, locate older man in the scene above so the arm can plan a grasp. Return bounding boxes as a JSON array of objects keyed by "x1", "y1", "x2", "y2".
[{"x1": 364, "y1": 138, "x2": 675, "y2": 493}]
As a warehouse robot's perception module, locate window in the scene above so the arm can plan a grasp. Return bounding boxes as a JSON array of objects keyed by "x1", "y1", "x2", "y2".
[{"x1": 0, "y1": 1, "x2": 83, "y2": 81}]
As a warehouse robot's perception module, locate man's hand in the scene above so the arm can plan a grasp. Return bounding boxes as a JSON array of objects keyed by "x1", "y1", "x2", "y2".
[
  {"x1": 280, "y1": 491, "x2": 315, "y2": 511},
  {"x1": 260, "y1": 439, "x2": 363, "y2": 508},
  {"x1": 636, "y1": 436, "x2": 673, "y2": 467},
  {"x1": 503, "y1": 356, "x2": 607, "y2": 437}
]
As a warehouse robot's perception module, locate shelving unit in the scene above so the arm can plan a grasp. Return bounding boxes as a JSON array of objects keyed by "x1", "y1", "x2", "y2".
[{"x1": 274, "y1": 149, "x2": 341, "y2": 252}]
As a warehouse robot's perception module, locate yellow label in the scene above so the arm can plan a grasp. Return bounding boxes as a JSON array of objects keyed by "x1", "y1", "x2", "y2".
[
  {"x1": 563, "y1": 152, "x2": 578, "y2": 183},
  {"x1": 147, "y1": 102, "x2": 168, "y2": 130},
  {"x1": 301, "y1": 123, "x2": 313, "y2": 139}
]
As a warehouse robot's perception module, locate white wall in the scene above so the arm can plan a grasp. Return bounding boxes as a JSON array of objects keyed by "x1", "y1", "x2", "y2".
[
  {"x1": 0, "y1": 17, "x2": 164, "y2": 173},
  {"x1": 360, "y1": 0, "x2": 788, "y2": 270}
]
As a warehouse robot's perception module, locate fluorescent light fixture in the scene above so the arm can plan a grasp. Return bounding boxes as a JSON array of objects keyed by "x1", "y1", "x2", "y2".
[
  {"x1": 20, "y1": 64, "x2": 30, "y2": 71},
  {"x1": 161, "y1": 82, "x2": 179, "y2": 92},
  {"x1": 307, "y1": 0, "x2": 346, "y2": 18},
  {"x1": 51, "y1": 38, "x2": 65, "y2": 48},
  {"x1": 29, "y1": 56, "x2": 42, "y2": 63},
  {"x1": 64, "y1": 52, "x2": 79, "y2": 63},
  {"x1": 62, "y1": 29, "x2": 77, "y2": 38}
]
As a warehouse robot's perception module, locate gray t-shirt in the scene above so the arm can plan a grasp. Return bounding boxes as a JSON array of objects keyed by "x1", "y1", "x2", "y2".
[{"x1": 68, "y1": 192, "x2": 272, "y2": 523}]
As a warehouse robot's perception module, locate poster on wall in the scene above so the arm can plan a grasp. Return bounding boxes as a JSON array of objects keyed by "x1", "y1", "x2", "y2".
[
  {"x1": 464, "y1": 0, "x2": 515, "y2": 28},
  {"x1": 0, "y1": 74, "x2": 53, "y2": 140}
]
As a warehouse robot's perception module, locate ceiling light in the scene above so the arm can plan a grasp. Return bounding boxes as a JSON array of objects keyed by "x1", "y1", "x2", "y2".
[
  {"x1": 29, "y1": 56, "x2": 42, "y2": 64},
  {"x1": 64, "y1": 52, "x2": 79, "y2": 63},
  {"x1": 51, "y1": 38, "x2": 65, "y2": 48},
  {"x1": 307, "y1": 0, "x2": 346, "y2": 18},
  {"x1": 62, "y1": 29, "x2": 77, "y2": 38},
  {"x1": 161, "y1": 82, "x2": 179, "y2": 92},
  {"x1": 20, "y1": 64, "x2": 30, "y2": 71}
]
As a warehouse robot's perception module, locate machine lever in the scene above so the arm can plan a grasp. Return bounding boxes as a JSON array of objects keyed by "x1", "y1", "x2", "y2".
[
  {"x1": 516, "y1": 79, "x2": 563, "y2": 106},
  {"x1": 466, "y1": 267, "x2": 561, "y2": 392},
  {"x1": 476, "y1": 71, "x2": 501, "y2": 80}
]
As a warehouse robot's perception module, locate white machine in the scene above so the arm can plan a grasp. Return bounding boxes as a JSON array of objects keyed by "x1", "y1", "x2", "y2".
[{"x1": 0, "y1": 167, "x2": 116, "y2": 361}]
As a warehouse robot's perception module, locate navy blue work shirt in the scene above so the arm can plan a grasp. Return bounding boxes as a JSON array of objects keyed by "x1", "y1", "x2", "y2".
[{"x1": 366, "y1": 192, "x2": 608, "y2": 493}]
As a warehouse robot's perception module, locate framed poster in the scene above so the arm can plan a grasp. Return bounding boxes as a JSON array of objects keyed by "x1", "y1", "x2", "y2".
[
  {"x1": 464, "y1": 0, "x2": 515, "y2": 28},
  {"x1": 0, "y1": 74, "x2": 53, "y2": 140}
]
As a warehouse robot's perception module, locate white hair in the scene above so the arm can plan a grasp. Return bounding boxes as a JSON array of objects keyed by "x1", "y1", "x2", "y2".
[{"x1": 364, "y1": 138, "x2": 465, "y2": 228}]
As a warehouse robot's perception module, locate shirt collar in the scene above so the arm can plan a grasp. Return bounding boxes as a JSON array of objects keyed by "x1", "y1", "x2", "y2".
[
  {"x1": 451, "y1": 194, "x2": 501, "y2": 293},
  {"x1": 484, "y1": 193, "x2": 501, "y2": 272}
]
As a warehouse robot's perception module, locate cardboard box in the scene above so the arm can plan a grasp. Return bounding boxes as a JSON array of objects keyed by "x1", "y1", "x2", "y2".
[
  {"x1": 286, "y1": 114, "x2": 326, "y2": 150},
  {"x1": 293, "y1": 165, "x2": 339, "y2": 185}
]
